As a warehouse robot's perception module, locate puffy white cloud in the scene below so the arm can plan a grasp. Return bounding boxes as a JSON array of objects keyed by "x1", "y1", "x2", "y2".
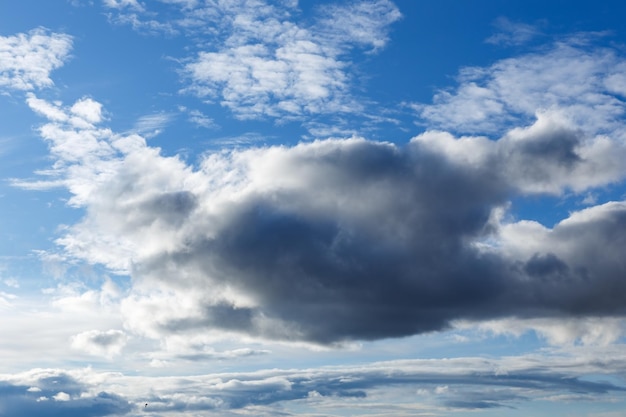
[
  {"x1": 70, "y1": 97, "x2": 103, "y2": 124},
  {"x1": 0, "y1": 28, "x2": 72, "y2": 91}
]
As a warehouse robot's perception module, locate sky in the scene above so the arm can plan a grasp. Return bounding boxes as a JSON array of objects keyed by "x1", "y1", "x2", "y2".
[{"x1": 2, "y1": 0, "x2": 626, "y2": 416}]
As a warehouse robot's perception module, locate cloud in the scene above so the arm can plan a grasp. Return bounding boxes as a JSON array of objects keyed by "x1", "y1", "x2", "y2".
[
  {"x1": 102, "y1": 0, "x2": 144, "y2": 11},
  {"x1": 187, "y1": 109, "x2": 217, "y2": 129},
  {"x1": 0, "y1": 370, "x2": 132, "y2": 417},
  {"x1": 456, "y1": 317, "x2": 625, "y2": 346},
  {"x1": 2, "y1": 353, "x2": 625, "y2": 415},
  {"x1": 102, "y1": 0, "x2": 401, "y2": 120},
  {"x1": 16, "y1": 31, "x2": 626, "y2": 346},
  {"x1": 17, "y1": 75, "x2": 626, "y2": 345},
  {"x1": 71, "y1": 329, "x2": 128, "y2": 357},
  {"x1": 413, "y1": 37, "x2": 626, "y2": 136},
  {"x1": 130, "y1": 112, "x2": 174, "y2": 137},
  {"x1": 313, "y1": 0, "x2": 402, "y2": 52},
  {"x1": 0, "y1": 28, "x2": 73, "y2": 91},
  {"x1": 485, "y1": 17, "x2": 542, "y2": 46}
]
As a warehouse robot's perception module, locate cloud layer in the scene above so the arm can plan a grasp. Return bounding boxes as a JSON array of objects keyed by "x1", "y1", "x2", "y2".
[{"x1": 2, "y1": 351, "x2": 625, "y2": 417}]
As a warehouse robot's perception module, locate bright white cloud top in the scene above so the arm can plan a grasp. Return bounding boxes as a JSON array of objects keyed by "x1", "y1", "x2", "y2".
[{"x1": 2, "y1": 1, "x2": 626, "y2": 416}]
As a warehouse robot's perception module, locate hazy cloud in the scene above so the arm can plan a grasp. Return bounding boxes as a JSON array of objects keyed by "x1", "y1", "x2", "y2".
[{"x1": 486, "y1": 17, "x2": 542, "y2": 46}]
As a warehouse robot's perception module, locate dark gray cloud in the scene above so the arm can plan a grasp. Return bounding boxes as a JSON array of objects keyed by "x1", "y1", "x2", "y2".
[{"x1": 120, "y1": 132, "x2": 626, "y2": 344}]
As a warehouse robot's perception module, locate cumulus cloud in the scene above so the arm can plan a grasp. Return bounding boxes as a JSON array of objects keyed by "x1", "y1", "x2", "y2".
[
  {"x1": 19, "y1": 105, "x2": 626, "y2": 347},
  {"x1": 0, "y1": 28, "x2": 72, "y2": 91},
  {"x1": 71, "y1": 329, "x2": 128, "y2": 357}
]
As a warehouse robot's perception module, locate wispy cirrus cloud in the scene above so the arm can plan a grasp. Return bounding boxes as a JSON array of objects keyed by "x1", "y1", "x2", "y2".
[{"x1": 0, "y1": 28, "x2": 72, "y2": 91}]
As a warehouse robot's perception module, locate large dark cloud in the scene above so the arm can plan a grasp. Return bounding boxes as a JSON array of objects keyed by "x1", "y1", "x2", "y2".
[{"x1": 119, "y1": 129, "x2": 626, "y2": 344}]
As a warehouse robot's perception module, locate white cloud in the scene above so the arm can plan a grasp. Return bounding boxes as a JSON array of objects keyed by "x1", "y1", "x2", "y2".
[
  {"x1": 70, "y1": 97, "x2": 103, "y2": 124},
  {"x1": 71, "y1": 329, "x2": 128, "y2": 357},
  {"x1": 182, "y1": 28, "x2": 354, "y2": 120},
  {"x1": 314, "y1": 0, "x2": 402, "y2": 52},
  {"x1": 102, "y1": 0, "x2": 401, "y2": 120},
  {"x1": 131, "y1": 112, "x2": 174, "y2": 137},
  {"x1": 0, "y1": 28, "x2": 73, "y2": 91},
  {"x1": 102, "y1": 0, "x2": 144, "y2": 11},
  {"x1": 456, "y1": 317, "x2": 626, "y2": 347},
  {"x1": 187, "y1": 109, "x2": 217, "y2": 129},
  {"x1": 52, "y1": 392, "x2": 70, "y2": 401},
  {"x1": 26, "y1": 93, "x2": 68, "y2": 121},
  {"x1": 414, "y1": 39, "x2": 626, "y2": 136}
]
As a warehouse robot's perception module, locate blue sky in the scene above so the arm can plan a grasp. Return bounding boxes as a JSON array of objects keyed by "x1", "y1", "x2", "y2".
[{"x1": 2, "y1": 1, "x2": 626, "y2": 416}]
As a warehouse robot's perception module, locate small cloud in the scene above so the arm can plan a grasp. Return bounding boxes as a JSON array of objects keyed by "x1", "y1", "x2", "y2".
[
  {"x1": 435, "y1": 385, "x2": 449, "y2": 395},
  {"x1": 53, "y1": 392, "x2": 70, "y2": 401},
  {"x1": 187, "y1": 109, "x2": 218, "y2": 129},
  {"x1": 70, "y1": 97, "x2": 103, "y2": 124},
  {"x1": 486, "y1": 17, "x2": 541, "y2": 46},
  {"x1": 132, "y1": 112, "x2": 174, "y2": 137},
  {"x1": 3, "y1": 278, "x2": 19, "y2": 288},
  {"x1": 71, "y1": 329, "x2": 128, "y2": 357}
]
